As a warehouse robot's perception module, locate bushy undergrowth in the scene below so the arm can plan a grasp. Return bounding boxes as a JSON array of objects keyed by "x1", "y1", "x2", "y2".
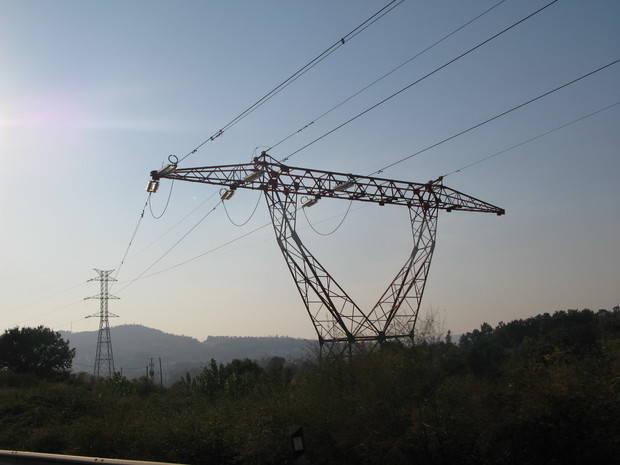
[{"x1": 1, "y1": 308, "x2": 619, "y2": 465}]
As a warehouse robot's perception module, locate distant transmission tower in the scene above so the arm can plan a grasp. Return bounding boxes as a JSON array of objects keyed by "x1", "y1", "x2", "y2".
[{"x1": 85, "y1": 269, "x2": 119, "y2": 377}]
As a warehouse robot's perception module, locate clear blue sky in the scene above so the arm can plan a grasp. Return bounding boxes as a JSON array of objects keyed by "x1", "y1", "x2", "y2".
[{"x1": 1, "y1": 0, "x2": 618, "y2": 339}]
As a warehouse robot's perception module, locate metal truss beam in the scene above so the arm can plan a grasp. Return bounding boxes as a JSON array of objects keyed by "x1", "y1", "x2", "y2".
[
  {"x1": 152, "y1": 153, "x2": 505, "y2": 215},
  {"x1": 264, "y1": 190, "x2": 378, "y2": 344},
  {"x1": 368, "y1": 205, "x2": 438, "y2": 341}
]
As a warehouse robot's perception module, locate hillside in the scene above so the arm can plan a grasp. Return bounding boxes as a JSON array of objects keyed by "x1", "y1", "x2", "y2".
[{"x1": 60, "y1": 324, "x2": 314, "y2": 382}]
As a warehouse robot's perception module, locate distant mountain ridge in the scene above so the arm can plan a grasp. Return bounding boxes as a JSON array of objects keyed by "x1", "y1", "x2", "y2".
[{"x1": 60, "y1": 324, "x2": 315, "y2": 383}]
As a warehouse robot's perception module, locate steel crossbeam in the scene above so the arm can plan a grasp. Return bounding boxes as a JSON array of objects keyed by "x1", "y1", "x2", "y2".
[{"x1": 152, "y1": 153, "x2": 505, "y2": 215}]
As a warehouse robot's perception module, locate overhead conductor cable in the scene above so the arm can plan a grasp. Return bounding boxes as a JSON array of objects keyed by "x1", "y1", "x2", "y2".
[
  {"x1": 117, "y1": 2, "x2": 403, "y2": 288},
  {"x1": 116, "y1": 200, "x2": 223, "y2": 293},
  {"x1": 279, "y1": 0, "x2": 561, "y2": 162},
  {"x1": 136, "y1": 189, "x2": 220, "y2": 256},
  {"x1": 303, "y1": 200, "x2": 354, "y2": 236},
  {"x1": 121, "y1": 1, "x2": 620, "y2": 285},
  {"x1": 135, "y1": 61, "x2": 620, "y2": 282},
  {"x1": 177, "y1": 0, "x2": 404, "y2": 164},
  {"x1": 372, "y1": 57, "x2": 620, "y2": 175},
  {"x1": 441, "y1": 100, "x2": 620, "y2": 178},
  {"x1": 112, "y1": 194, "x2": 151, "y2": 283},
  {"x1": 267, "y1": 0, "x2": 510, "y2": 152}
]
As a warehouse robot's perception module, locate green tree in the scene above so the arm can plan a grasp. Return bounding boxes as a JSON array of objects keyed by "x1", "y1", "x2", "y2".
[{"x1": 0, "y1": 326, "x2": 75, "y2": 378}]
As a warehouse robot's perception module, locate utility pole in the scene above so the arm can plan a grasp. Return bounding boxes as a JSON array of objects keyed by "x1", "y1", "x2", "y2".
[
  {"x1": 85, "y1": 269, "x2": 119, "y2": 377},
  {"x1": 158, "y1": 357, "x2": 163, "y2": 387}
]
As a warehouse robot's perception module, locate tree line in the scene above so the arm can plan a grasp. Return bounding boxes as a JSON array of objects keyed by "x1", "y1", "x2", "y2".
[{"x1": 1, "y1": 307, "x2": 619, "y2": 464}]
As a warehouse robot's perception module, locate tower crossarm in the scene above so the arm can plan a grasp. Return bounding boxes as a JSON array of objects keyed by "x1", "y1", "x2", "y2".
[
  {"x1": 151, "y1": 154, "x2": 504, "y2": 215},
  {"x1": 84, "y1": 294, "x2": 120, "y2": 300}
]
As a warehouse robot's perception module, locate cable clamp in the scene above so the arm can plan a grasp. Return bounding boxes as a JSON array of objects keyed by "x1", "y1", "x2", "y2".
[{"x1": 210, "y1": 129, "x2": 224, "y2": 141}]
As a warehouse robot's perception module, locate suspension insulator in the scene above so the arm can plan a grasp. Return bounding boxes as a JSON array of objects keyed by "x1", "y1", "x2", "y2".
[{"x1": 146, "y1": 180, "x2": 159, "y2": 193}]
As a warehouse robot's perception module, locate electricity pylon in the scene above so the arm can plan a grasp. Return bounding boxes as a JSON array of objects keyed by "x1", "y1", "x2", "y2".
[
  {"x1": 148, "y1": 152, "x2": 504, "y2": 353},
  {"x1": 85, "y1": 269, "x2": 119, "y2": 377}
]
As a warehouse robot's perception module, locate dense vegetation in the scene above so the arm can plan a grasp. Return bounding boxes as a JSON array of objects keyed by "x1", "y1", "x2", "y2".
[
  {"x1": 1, "y1": 308, "x2": 619, "y2": 464},
  {"x1": 0, "y1": 326, "x2": 74, "y2": 378}
]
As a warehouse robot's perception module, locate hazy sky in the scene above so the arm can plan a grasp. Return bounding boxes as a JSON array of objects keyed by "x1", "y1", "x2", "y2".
[{"x1": 1, "y1": 0, "x2": 618, "y2": 340}]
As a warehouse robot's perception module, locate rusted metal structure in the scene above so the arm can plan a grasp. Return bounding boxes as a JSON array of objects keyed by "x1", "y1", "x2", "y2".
[{"x1": 149, "y1": 153, "x2": 504, "y2": 352}]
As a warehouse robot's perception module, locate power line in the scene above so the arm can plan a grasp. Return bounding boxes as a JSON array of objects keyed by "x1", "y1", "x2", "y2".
[
  {"x1": 12, "y1": 281, "x2": 88, "y2": 329},
  {"x1": 279, "y1": 0, "x2": 560, "y2": 162},
  {"x1": 303, "y1": 200, "x2": 354, "y2": 236},
  {"x1": 103, "y1": 1, "x2": 411, "y2": 303},
  {"x1": 223, "y1": 192, "x2": 262, "y2": 227},
  {"x1": 112, "y1": 160, "x2": 178, "y2": 287},
  {"x1": 136, "y1": 189, "x2": 220, "y2": 256},
  {"x1": 371, "y1": 57, "x2": 620, "y2": 175},
  {"x1": 126, "y1": 58, "x2": 605, "y2": 284},
  {"x1": 54, "y1": 68, "x2": 620, "y2": 315},
  {"x1": 42, "y1": 99, "x2": 620, "y2": 319},
  {"x1": 107, "y1": 1, "x2": 616, "y2": 300},
  {"x1": 128, "y1": 92, "x2": 620, "y2": 284},
  {"x1": 441, "y1": 99, "x2": 620, "y2": 178},
  {"x1": 18, "y1": 193, "x2": 219, "y2": 321},
  {"x1": 18, "y1": 298, "x2": 85, "y2": 327},
  {"x1": 116, "y1": 200, "x2": 222, "y2": 293},
  {"x1": 51, "y1": 316, "x2": 91, "y2": 333},
  {"x1": 13, "y1": 281, "x2": 87, "y2": 313},
  {"x1": 266, "y1": 0, "x2": 510, "y2": 152},
  {"x1": 116, "y1": 203, "x2": 369, "y2": 286},
  {"x1": 113, "y1": 194, "x2": 151, "y2": 282},
  {"x1": 103, "y1": 2, "x2": 403, "y2": 308},
  {"x1": 177, "y1": 0, "x2": 404, "y2": 164},
  {"x1": 148, "y1": 180, "x2": 175, "y2": 219},
  {"x1": 123, "y1": 0, "x2": 506, "y2": 278},
  {"x1": 123, "y1": 221, "x2": 272, "y2": 284},
  {"x1": 114, "y1": 0, "x2": 507, "y2": 286}
]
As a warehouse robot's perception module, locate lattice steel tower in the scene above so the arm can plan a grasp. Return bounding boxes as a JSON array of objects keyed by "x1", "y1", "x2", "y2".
[
  {"x1": 85, "y1": 269, "x2": 119, "y2": 377},
  {"x1": 148, "y1": 153, "x2": 504, "y2": 354}
]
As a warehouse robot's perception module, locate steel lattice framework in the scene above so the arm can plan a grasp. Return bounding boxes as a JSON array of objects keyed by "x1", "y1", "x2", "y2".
[
  {"x1": 150, "y1": 153, "x2": 504, "y2": 350},
  {"x1": 85, "y1": 269, "x2": 119, "y2": 377}
]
